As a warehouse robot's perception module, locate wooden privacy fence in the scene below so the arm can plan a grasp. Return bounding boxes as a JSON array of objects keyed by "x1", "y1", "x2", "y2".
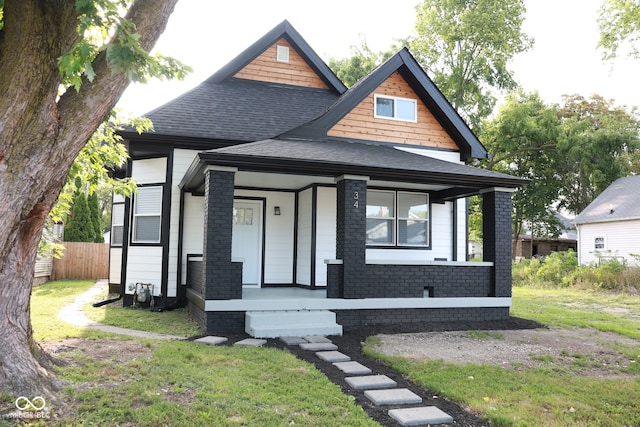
[{"x1": 53, "y1": 242, "x2": 109, "y2": 280}]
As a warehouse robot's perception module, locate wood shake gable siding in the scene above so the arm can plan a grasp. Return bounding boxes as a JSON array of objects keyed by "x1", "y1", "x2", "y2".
[
  {"x1": 328, "y1": 72, "x2": 459, "y2": 150},
  {"x1": 234, "y1": 38, "x2": 329, "y2": 89}
]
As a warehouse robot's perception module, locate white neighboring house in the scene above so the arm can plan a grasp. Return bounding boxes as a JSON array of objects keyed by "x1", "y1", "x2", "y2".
[{"x1": 574, "y1": 175, "x2": 640, "y2": 266}]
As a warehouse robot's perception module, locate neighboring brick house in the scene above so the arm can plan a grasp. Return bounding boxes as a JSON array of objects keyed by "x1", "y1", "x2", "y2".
[
  {"x1": 110, "y1": 21, "x2": 525, "y2": 336},
  {"x1": 574, "y1": 175, "x2": 640, "y2": 266}
]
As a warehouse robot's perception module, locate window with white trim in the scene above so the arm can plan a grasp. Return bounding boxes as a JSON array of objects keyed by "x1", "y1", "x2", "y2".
[
  {"x1": 111, "y1": 203, "x2": 125, "y2": 246},
  {"x1": 594, "y1": 236, "x2": 605, "y2": 250},
  {"x1": 132, "y1": 186, "x2": 162, "y2": 243},
  {"x1": 366, "y1": 190, "x2": 429, "y2": 247},
  {"x1": 374, "y1": 94, "x2": 417, "y2": 122}
]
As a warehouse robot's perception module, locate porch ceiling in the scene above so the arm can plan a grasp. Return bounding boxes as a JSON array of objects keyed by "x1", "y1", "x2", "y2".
[{"x1": 232, "y1": 171, "x2": 450, "y2": 192}]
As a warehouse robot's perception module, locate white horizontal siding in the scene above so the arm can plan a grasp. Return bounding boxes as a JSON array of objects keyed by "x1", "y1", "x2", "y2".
[
  {"x1": 394, "y1": 146, "x2": 462, "y2": 163},
  {"x1": 131, "y1": 157, "x2": 167, "y2": 184},
  {"x1": 168, "y1": 149, "x2": 200, "y2": 296},
  {"x1": 315, "y1": 187, "x2": 336, "y2": 286},
  {"x1": 125, "y1": 246, "x2": 163, "y2": 295},
  {"x1": 236, "y1": 190, "x2": 295, "y2": 284},
  {"x1": 296, "y1": 188, "x2": 313, "y2": 286},
  {"x1": 109, "y1": 247, "x2": 122, "y2": 284},
  {"x1": 455, "y1": 198, "x2": 467, "y2": 260},
  {"x1": 577, "y1": 219, "x2": 640, "y2": 266},
  {"x1": 182, "y1": 193, "x2": 205, "y2": 284}
]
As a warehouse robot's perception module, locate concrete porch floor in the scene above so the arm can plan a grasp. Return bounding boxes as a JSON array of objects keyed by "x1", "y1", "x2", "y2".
[{"x1": 202, "y1": 286, "x2": 511, "y2": 312}]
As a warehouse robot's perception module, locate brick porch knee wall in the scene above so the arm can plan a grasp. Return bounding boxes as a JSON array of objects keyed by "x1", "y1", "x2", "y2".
[
  {"x1": 204, "y1": 311, "x2": 245, "y2": 334},
  {"x1": 335, "y1": 307, "x2": 510, "y2": 327},
  {"x1": 327, "y1": 264, "x2": 492, "y2": 298}
]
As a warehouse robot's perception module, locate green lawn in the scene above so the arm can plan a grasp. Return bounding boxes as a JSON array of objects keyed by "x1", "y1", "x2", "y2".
[
  {"x1": 82, "y1": 283, "x2": 202, "y2": 337},
  {"x1": 31, "y1": 279, "x2": 102, "y2": 341},
  {"x1": 26, "y1": 280, "x2": 376, "y2": 426},
  {"x1": 364, "y1": 287, "x2": 640, "y2": 427}
]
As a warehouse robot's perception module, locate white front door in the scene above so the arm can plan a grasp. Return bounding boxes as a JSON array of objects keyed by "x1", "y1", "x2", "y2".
[{"x1": 232, "y1": 200, "x2": 262, "y2": 287}]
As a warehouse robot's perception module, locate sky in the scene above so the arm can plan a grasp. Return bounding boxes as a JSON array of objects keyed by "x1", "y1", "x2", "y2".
[{"x1": 116, "y1": 0, "x2": 639, "y2": 117}]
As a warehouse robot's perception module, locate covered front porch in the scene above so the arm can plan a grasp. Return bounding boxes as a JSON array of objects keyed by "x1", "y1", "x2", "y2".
[{"x1": 179, "y1": 138, "x2": 524, "y2": 335}]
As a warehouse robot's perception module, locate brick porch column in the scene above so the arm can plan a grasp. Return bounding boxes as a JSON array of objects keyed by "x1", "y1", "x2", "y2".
[
  {"x1": 202, "y1": 166, "x2": 242, "y2": 300},
  {"x1": 481, "y1": 188, "x2": 516, "y2": 297},
  {"x1": 334, "y1": 175, "x2": 368, "y2": 299}
]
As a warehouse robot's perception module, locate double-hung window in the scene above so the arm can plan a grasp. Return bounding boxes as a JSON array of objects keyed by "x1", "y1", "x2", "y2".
[
  {"x1": 366, "y1": 190, "x2": 429, "y2": 247},
  {"x1": 111, "y1": 203, "x2": 125, "y2": 246},
  {"x1": 132, "y1": 186, "x2": 162, "y2": 244},
  {"x1": 374, "y1": 94, "x2": 417, "y2": 122}
]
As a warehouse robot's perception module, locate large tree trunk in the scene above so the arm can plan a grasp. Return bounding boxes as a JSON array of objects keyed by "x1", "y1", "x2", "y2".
[{"x1": 0, "y1": 0, "x2": 179, "y2": 407}]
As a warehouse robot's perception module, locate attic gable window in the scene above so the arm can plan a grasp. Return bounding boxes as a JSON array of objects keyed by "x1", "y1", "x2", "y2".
[
  {"x1": 276, "y1": 45, "x2": 290, "y2": 63},
  {"x1": 374, "y1": 94, "x2": 417, "y2": 122}
]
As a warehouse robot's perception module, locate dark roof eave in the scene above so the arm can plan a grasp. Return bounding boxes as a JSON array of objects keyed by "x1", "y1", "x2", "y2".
[{"x1": 183, "y1": 152, "x2": 526, "y2": 191}]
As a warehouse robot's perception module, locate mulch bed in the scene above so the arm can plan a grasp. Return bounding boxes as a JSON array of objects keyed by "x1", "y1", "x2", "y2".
[{"x1": 264, "y1": 317, "x2": 543, "y2": 426}]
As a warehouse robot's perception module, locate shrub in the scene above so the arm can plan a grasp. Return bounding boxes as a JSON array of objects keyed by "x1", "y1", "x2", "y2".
[{"x1": 513, "y1": 250, "x2": 640, "y2": 292}]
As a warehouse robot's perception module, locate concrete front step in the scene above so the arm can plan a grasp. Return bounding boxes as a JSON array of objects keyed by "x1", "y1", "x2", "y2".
[{"x1": 245, "y1": 310, "x2": 343, "y2": 338}]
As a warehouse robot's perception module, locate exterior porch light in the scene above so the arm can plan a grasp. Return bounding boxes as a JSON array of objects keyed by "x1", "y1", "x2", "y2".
[{"x1": 274, "y1": 206, "x2": 281, "y2": 216}]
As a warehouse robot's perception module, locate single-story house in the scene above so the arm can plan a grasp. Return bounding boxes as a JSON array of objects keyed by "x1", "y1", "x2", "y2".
[
  {"x1": 110, "y1": 20, "x2": 525, "y2": 337},
  {"x1": 574, "y1": 175, "x2": 640, "y2": 266}
]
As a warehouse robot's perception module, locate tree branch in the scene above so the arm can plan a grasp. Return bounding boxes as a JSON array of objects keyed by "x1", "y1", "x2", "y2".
[{"x1": 56, "y1": 0, "x2": 180, "y2": 149}]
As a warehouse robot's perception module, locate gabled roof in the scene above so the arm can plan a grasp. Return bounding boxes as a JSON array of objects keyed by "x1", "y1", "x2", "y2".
[
  {"x1": 574, "y1": 175, "x2": 640, "y2": 225},
  {"x1": 281, "y1": 48, "x2": 488, "y2": 161},
  {"x1": 120, "y1": 20, "x2": 343, "y2": 143},
  {"x1": 127, "y1": 79, "x2": 338, "y2": 142},
  {"x1": 205, "y1": 19, "x2": 346, "y2": 94}
]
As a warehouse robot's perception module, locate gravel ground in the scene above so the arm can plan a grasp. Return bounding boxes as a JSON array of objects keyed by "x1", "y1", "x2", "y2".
[{"x1": 371, "y1": 325, "x2": 639, "y2": 376}]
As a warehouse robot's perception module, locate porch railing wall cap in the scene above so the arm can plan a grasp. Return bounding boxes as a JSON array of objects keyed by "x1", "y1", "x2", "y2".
[
  {"x1": 365, "y1": 259, "x2": 493, "y2": 266},
  {"x1": 334, "y1": 174, "x2": 370, "y2": 183},
  {"x1": 204, "y1": 165, "x2": 239, "y2": 173},
  {"x1": 479, "y1": 187, "x2": 518, "y2": 194}
]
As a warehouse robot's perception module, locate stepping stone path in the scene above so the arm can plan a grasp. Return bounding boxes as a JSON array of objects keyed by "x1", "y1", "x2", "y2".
[
  {"x1": 194, "y1": 336, "x2": 228, "y2": 345},
  {"x1": 284, "y1": 336, "x2": 455, "y2": 426},
  {"x1": 234, "y1": 338, "x2": 267, "y2": 347}
]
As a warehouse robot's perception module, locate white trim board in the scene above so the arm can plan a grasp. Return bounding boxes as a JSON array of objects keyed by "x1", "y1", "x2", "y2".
[{"x1": 204, "y1": 296, "x2": 511, "y2": 312}]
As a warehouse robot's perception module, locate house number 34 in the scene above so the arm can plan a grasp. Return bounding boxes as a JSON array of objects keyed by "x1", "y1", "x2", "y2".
[{"x1": 353, "y1": 191, "x2": 359, "y2": 208}]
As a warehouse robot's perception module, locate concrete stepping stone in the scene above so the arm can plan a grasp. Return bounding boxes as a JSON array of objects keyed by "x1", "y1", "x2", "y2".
[
  {"x1": 316, "y1": 350, "x2": 350, "y2": 362},
  {"x1": 280, "y1": 336, "x2": 308, "y2": 345},
  {"x1": 194, "y1": 336, "x2": 228, "y2": 346},
  {"x1": 304, "y1": 335, "x2": 332, "y2": 343},
  {"x1": 234, "y1": 338, "x2": 267, "y2": 347},
  {"x1": 345, "y1": 374, "x2": 397, "y2": 390},
  {"x1": 364, "y1": 388, "x2": 422, "y2": 406},
  {"x1": 388, "y1": 406, "x2": 453, "y2": 426},
  {"x1": 332, "y1": 361, "x2": 372, "y2": 375},
  {"x1": 299, "y1": 342, "x2": 338, "y2": 351}
]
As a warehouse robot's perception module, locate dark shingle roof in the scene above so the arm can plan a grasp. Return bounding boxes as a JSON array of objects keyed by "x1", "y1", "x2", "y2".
[
  {"x1": 180, "y1": 138, "x2": 525, "y2": 191},
  {"x1": 574, "y1": 175, "x2": 640, "y2": 224},
  {"x1": 141, "y1": 79, "x2": 338, "y2": 141}
]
